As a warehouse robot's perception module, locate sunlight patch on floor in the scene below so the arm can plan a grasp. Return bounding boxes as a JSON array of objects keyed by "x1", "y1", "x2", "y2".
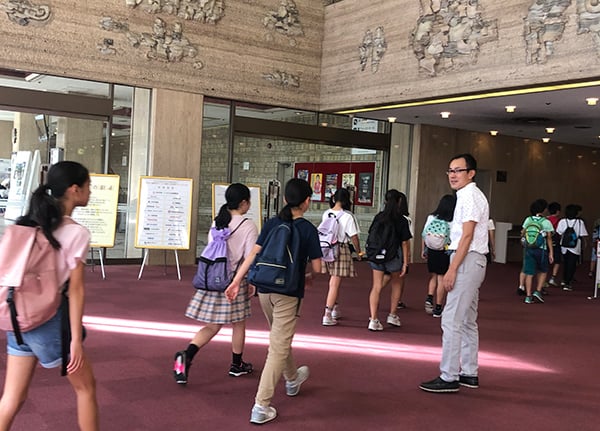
[{"x1": 83, "y1": 315, "x2": 555, "y2": 373}]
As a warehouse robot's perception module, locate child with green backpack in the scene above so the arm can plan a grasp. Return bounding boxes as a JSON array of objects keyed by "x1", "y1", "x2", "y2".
[{"x1": 521, "y1": 199, "x2": 554, "y2": 304}]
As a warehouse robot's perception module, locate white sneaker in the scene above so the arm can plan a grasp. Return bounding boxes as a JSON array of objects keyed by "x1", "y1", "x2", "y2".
[
  {"x1": 250, "y1": 404, "x2": 277, "y2": 424},
  {"x1": 286, "y1": 365, "x2": 309, "y2": 396},
  {"x1": 322, "y1": 312, "x2": 337, "y2": 326},
  {"x1": 331, "y1": 304, "x2": 341, "y2": 320},
  {"x1": 368, "y1": 318, "x2": 383, "y2": 331},
  {"x1": 386, "y1": 313, "x2": 402, "y2": 327}
]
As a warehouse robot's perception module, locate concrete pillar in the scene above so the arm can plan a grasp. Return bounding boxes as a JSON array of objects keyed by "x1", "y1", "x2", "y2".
[{"x1": 147, "y1": 88, "x2": 203, "y2": 266}]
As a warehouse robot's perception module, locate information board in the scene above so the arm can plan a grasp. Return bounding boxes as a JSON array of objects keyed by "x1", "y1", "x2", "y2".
[
  {"x1": 135, "y1": 176, "x2": 193, "y2": 250},
  {"x1": 212, "y1": 183, "x2": 262, "y2": 231},
  {"x1": 72, "y1": 174, "x2": 120, "y2": 248}
]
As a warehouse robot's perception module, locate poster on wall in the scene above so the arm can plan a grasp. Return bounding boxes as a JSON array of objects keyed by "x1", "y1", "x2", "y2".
[
  {"x1": 358, "y1": 172, "x2": 373, "y2": 204},
  {"x1": 325, "y1": 173, "x2": 338, "y2": 200},
  {"x1": 297, "y1": 169, "x2": 309, "y2": 181},
  {"x1": 212, "y1": 183, "x2": 262, "y2": 231},
  {"x1": 135, "y1": 176, "x2": 193, "y2": 250},
  {"x1": 342, "y1": 173, "x2": 355, "y2": 189},
  {"x1": 311, "y1": 173, "x2": 323, "y2": 201},
  {"x1": 72, "y1": 174, "x2": 120, "y2": 248},
  {"x1": 294, "y1": 162, "x2": 375, "y2": 207}
]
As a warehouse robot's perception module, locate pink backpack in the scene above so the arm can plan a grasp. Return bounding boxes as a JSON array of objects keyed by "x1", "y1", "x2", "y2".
[{"x1": 0, "y1": 225, "x2": 63, "y2": 344}]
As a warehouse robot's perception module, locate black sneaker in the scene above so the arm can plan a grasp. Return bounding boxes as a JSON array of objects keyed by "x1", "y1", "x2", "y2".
[
  {"x1": 419, "y1": 376, "x2": 459, "y2": 393},
  {"x1": 397, "y1": 302, "x2": 407, "y2": 309},
  {"x1": 516, "y1": 287, "x2": 526, "y2": 296},
  {"x1": 229, "y1": 361, "x2": 253, "y2": 377},
  {"x1": 433, "y1": 306, "x2": 442, "y2": 318},
  {"x1": 459, "y1": 375, "x2": 479, "y2": 388},
  {"x1": 173, "y1": 351, "x2": 190, "y2": 384}
]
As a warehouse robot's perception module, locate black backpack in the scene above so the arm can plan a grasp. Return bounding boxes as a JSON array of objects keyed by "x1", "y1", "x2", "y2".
[
  {"x1": 365, "y1": 215, "x2": 401, "y2": 263},
  {"x1": 561, "y1": 219, "x2": 580, "y2": 248},
  {"x1": 247, "y1": 218, "x2": 304, "y2": 296}
]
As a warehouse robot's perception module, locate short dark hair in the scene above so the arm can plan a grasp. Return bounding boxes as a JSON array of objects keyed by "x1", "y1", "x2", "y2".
[
  {"x1": 530, "y1": 198, "x2": 548, "y2": 215},
  {"x1": 450, "y1": 153, "x2": 477, "y2": 171},
  {"x1": 565, "y1": 204, "x2": 580, "y2": 219},
  {"x1": 548, "y1": 202, "x2": 561, "y2": 214}
]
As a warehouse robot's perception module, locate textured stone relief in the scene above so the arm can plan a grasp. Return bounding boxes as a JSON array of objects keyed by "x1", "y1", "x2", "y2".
[
  {"x1": 577, "y1": 0, "x2": 600, "y2": 55},
  {"x1": 411, "y1": 0, "x2": 498, "y2": 76},
  {"x1": 127, "y1": 0, "x2": 225, "y2": 24},
  {"x1": 99, "y1": 16, "x2": 202, "y2": 68},
  {"x1": 358, "y1": 26, "x2": 387, "y2": 73},
  {"x1": 323, "y1": 0, "x2": 343, "y2": 4},
  {"x1": 262, "y1": 70, "x2": 300, "y2": 88},
  {"x1": 263, "y1": 0, "x2": 304, "y2": 46},
  {"x1": 524, "y1": 1, "x2": 571, "y2": 65},
  {"x1": 0, "y1": 0, "x2": 51, "y2": 26}
]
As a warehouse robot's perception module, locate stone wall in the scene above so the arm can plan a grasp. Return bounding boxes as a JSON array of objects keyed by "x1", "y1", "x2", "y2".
[
  {"x1": 0, "y1": 0, "x2": 323, "y2": 110},
  {"x1": 321, "y1": 0, "x2": 600, "y2": 110}
]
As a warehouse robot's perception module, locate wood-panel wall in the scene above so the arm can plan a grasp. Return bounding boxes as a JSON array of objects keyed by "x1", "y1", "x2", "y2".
[{"x1": 0, "y1": 0, "x2": 324, "y2": 110}]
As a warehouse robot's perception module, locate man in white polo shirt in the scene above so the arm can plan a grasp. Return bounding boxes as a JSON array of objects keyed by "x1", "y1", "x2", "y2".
[{"x1": 420, "y1": 153, "x2": 489, "y2": 393}]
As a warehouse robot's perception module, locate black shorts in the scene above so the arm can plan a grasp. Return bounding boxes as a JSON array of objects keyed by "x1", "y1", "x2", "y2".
[{"x1": 426, "y1": 248, "x2": 450, "y2": 275}]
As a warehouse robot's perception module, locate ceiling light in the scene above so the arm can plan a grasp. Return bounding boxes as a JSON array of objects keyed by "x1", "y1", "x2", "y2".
[
  {"x1": 505, "y1": 105, "x2": 516, "y2": 113},
  {"x1": 586, "y1": 97, "x2": 599, "y2": 105},
  {"x1": 545, "y1": 127, "x2": 555, "y2": 134},
  {"x1": 440, "y1": 111, "x2": 451, "y2": 119},
  {"x1": 321, "y1": 122, "x2": 328, "y2": 127},
  {"x1": 542, "y1": 137, "x2": 550, "y2": 143},
  {"x1": 489, "y1": 130, "x2": 498, "y2": 136},
  {"x1": 387, "y1": 117, "x2": 397, "y2": 123}
]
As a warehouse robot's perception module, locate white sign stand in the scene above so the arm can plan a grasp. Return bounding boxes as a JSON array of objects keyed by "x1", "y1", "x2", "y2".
[{"x1": 134, "y1": 176, "x2": 193, "y2": 280}]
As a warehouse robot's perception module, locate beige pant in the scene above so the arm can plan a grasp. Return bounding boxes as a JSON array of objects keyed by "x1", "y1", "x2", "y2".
[{"x1": 255, "y1": 293, "x2": 301, "y2": 406}]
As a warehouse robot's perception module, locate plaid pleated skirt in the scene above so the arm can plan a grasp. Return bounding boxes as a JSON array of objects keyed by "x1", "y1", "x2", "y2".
[
  {"x1": 185, "y1": 281, "x2": 251, "y2": 324},
  {"x1": 321, "y1": 243, "x2": 356, "y2": 277}
]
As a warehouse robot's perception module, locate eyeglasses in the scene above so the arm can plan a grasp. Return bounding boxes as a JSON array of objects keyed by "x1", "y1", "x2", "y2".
[{"x1": 446, "y1": 168, "x2": 469, "y2": 175}]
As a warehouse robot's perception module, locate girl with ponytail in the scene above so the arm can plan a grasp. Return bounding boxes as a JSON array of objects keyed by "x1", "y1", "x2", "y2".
[
  {"x1": 226, "y1": 178, "x2": 322, "y2": 425},
  {"x1": 173, "y1": 183, "x2": 258, "y2": 384},
  {"x1": 0, "y1": 161, "x2": 99, "y2": 430}
]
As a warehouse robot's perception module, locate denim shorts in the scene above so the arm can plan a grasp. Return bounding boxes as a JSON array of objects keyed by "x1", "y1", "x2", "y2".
[
  {"x1": 6, "y1": 310, "x2": 63, "y2": 369},
  {"x1": 369, "y1": 251, "x2": 404, "y2": 273}
]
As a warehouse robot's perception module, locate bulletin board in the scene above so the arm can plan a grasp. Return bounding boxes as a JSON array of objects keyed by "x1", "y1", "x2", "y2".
[
  {"x1": 212, "y1": 183, "x2": 262, "y2": 231},
  {"x1": 135, "y1": 176, "x2": 193, "y2": 250},
  {"x1": 72, "y1": 174, "x2": 120, "y2": 248},
  {"x1": 294, "y1": 162, "x2": 375, "y2": 206}
]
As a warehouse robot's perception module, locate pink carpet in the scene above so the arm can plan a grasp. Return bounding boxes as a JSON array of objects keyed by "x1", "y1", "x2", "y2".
[{"x1": 1, "y1": 261, "x2": 599, "y2": 430}]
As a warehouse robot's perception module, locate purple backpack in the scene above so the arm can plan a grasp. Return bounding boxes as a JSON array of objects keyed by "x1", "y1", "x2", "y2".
[{"x1": 193, "y1": 219, "x2": 247, "y2": 291}]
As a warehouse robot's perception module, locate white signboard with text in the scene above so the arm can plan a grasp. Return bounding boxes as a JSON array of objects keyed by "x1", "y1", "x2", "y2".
[{"x1": 135, "y1": 176, "x2": 193, "y2": 250}]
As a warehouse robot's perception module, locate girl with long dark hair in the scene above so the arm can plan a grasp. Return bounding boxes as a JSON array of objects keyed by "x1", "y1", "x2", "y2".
[
  {"x1": 0, "y1": 161, "x2": 99, "y2": 430},
  {"x1": 173, "y1": 183, "x2": 258, "y2": 384}
]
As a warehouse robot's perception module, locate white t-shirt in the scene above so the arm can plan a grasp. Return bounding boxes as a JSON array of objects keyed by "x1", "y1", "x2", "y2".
[
  {"x1": 321, "y1": 209, "x2": 360, "y2": 243},
  {"x1": 557, "y1": 218, "x2": 588, "y2": 255}
]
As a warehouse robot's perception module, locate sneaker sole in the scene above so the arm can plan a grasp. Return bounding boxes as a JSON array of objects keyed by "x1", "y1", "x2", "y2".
[
  {"x1": 368, "y1": 327, "x2": 383, "y2": 331},
  {"x1": 322, "y1": 321, "x2": 338, "y2": 326},
  {"x1": 387, "y1": 320, "x2": 402, "y2": 327},
  {"x1": 533, "y1": 295, "x2": 544, "y2": 303},
  {"x1": 229, "y1": 370, "x2": 252, "y2": 377},
  {"x1": 419, "y1": 385, "x2": 460, "y2": 393},
  {"x1": 459, "y1": 382, "x2": 479, "y2": 388}
]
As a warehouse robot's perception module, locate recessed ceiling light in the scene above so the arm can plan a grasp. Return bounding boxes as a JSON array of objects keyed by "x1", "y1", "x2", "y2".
[
  {"x1": 542, "y1": 137, "x2": 550, "y2": 143},
  {"x1": 440, "y1": 111, "x2": 451, "y2": 118},
  {"x1": 578, "y1": 155, "x2": 584, "y2": 159},
  {"x1": 505, "y1": 105, "x2": 516, "y2": 113},
  {"x1": 387, "y1": 117, "x2": 397, "y2": 123},
  {"x1": 489, "y1": 130, "x2": 498, "y2": 136},
  {"x1": 545, "y1": 127, "x2": 555, "y2": 134},
  {"x1": 586, "y1": 97, "x2": 599, "y2": 105}
]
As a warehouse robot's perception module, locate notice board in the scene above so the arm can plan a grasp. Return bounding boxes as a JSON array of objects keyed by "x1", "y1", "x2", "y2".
[
  {"x1": 72, "y1": 174, "x2": 120, "y2": 248},
  {"x1": 294, "y1": 162, "x2": 375, "y2": 206},
  {"x1": 135, "y1": 176, "x2": 193, "y2": 250}
]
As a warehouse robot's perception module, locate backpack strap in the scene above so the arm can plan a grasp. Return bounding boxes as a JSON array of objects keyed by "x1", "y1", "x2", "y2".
[
  {"x1": 230, "y1": 218, "x2": 248, "y2": 236},
  {"x1": 229, "y1": 218, "x2": 249, "y2": 272},
  {"x1": 60, "y1": 280, "x2": 70, "y2": 377}
]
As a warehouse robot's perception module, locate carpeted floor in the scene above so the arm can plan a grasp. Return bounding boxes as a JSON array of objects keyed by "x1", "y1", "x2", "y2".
[{"x1": 1, "y1": 260, "x2": 599, "y2": 430}]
